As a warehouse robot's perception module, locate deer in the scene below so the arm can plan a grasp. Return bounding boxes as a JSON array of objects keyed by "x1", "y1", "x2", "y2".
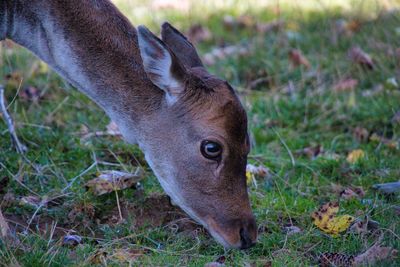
[{"x1": 0, "y1": 0, "x2": 257, "y2": 249}]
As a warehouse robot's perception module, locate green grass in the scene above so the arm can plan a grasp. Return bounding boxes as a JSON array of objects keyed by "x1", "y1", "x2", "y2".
[{"x1": 1, "y1": 0, "x2": 400, "y2": 266}]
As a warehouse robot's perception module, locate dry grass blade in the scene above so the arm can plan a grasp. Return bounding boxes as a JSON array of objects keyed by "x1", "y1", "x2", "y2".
[
  {"x1": 348, "y1": 46, "x2": 374, "y2": 70},
  {"x1": 0, "y1": 85, "x2": 27, "y2": 154}
]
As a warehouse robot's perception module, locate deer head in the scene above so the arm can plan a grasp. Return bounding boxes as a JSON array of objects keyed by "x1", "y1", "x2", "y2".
[{"x1": 134, "y1": 23, "x2": 257, "y2": 249}]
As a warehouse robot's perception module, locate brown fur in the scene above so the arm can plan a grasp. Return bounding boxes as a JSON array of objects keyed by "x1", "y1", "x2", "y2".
[{"x1": 1, "y1": 0, "x2": 257, "y2": 249}]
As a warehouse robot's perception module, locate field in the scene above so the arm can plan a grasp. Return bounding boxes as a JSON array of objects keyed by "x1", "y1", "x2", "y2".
[{"x1": 1, "y1": 0, "x2": 400, "y2": 266}]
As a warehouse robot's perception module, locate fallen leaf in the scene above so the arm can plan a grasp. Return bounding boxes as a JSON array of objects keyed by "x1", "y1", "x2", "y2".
[
  {"x1": 311, "y1": 202, "x2": 355, "y2": 237},
  {"x1": 111, "y1": 248, "x2": 144, "y2": 262},
  {"x1": 222, "y1": 15, "x2": 256, "y2": 30},
  {"x1": 248, "y1": 77, "x2": 270, "y2": 90},
  {"x1": 333, "y1": 78, "x2": 358, "y2": 92},
  {"x1": 106, "y1": 121, "x2": 121, "y2": 136},
  {"x1": 348, "y1": 46, "x2": 374, "y2": 70},
  {"x1": 187, "y1": 24, "x2": 212, "y2": 44},
  {"x1": 246, "y1": 163, "x2": 270, "y2": 186},
  {"x1": 80, "y1": 121, "x2": 122, "y2": 141},
  {"x1": 85, "y1": 170, "x2": 143, "y2": 196},
  {"x1": 284, "y1": 225, "x2": 302, "y2": 235},
  {"x1": 346, "y1": 149, "x2": 365, "y2": 164},
  {"x1": 288, "y1": 49, "x2": 311, "y2": 69},
  {"x1": 352, "y1": 127, "x2": 369, "y2": 142},
  {"x1": 369, "y1": 133, "x2": 398, "y2": 149},
  {"x1": 295, "y1": 144, "x2": 323, "y2": 159},
  {"x1": 222, "y1": 15, "x2": 236, "y2": 30},
  {"x1": 62, "y1": 234, "x2": 82, "y2": 247},
  {"x1": 4, "y1": 71, "x2": 23, "y2": 88},
  {"x1": 340, "y1": 186, "x2": 365, "y2": 200},
  {"x1": 203, "y1": 44, "x2": 250, "y2": 65},
  {"x1": 349, "y1": 216, "x2": 379, "y2": 235},
  {"x1": 20, "y1": 195, "x2": 46, "y2": 208},
  {"x1": 89, "y1": 249, "x2": 108, "y2": 265},
  {"x1": 354, "y1": 242, "x2": 398, "y2": 266},
  {"x1": 19, "y1": 86, "x2": 41, "y2": 103},
  {"x1": 256, "y1": 20, "x2": 285, "y2": 34}
]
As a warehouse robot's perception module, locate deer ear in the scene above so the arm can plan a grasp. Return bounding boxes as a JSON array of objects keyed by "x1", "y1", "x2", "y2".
[
  {"x1": 161, "y1": 22, "x2": 204, "y2": 68},
  {"x1": 137, "y1": 25, "x2": 187, "y2": 105}
]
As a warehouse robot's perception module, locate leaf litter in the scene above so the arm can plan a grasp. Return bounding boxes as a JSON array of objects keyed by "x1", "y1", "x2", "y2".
[{"x1": 311, "y1": 202, "x2": 354, "y2": 237}]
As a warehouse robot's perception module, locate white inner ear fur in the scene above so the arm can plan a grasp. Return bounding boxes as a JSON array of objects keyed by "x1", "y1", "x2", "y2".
[{"x1": 138, "y1": 32, "x2": 183, "y2": 105}]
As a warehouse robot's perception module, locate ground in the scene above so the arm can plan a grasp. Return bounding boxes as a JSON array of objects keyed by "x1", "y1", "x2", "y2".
[{"x1": 0, "y1": 0, "x2": 400, "y2": 266}]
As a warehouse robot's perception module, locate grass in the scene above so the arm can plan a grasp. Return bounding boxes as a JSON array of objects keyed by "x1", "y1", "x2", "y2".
[{"x1": 1, "y1": 0, "x2": 400, "y2": 266}]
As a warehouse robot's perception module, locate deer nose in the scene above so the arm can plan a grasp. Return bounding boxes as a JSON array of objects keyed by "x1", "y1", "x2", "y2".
[{"x1": 239, "y1": 218, "x2": 257, "y2": 249}]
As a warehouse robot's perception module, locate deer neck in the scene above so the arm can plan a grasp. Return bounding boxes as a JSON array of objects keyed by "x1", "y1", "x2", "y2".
[{"x1": 1, "y1": 0, "x2": 163, "y2": 143}]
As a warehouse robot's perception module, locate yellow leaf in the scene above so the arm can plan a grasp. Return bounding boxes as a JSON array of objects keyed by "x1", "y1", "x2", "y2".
[
  {"x1": 246, "y1": 171, "x2": 254, "y2": 185},
  {"x1": 311, "y1": 202, "x2": 354, "y2": 237},
  {"x1": 346, "y1": 149, "x2": 365, "y2": 164}
]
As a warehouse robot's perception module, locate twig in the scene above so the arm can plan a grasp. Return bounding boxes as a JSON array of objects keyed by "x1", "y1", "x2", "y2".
[{"x1": 0, "y1": 85, "x2": 27, "y2": 154}]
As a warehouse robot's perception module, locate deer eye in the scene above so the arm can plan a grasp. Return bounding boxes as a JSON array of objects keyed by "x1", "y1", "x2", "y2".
[{"x1": 201, "y1": 140, "x2": 222, "y2": 159}]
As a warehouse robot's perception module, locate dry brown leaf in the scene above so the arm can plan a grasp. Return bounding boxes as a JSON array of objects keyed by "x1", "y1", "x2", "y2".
[
  {"x1": 256, "y1": 20, "x2": 285, "y2": 34},
  {"x1": 340, "y1": 186, "x2": 365, "y2": 200},
  {"x1": 348, "y1": 46, "x2": 374, "y2": 70},
  {"x1": 20, "y1": 195, "x2": 46, "y2": 208},
  {"x1": 89, "y1": 249, "x2": 108, "y2": 265},
  {"x1": 111, "y1": 248, "x2": 144, "y2": 263},
  {"x1": 288, "y1": 49, "x2": 311, "y2": 69},
  {"x1": 222, "y1": 14, "x2": 255, "y2": 30},
  {"x1": 80, "y1": 121, "x2": 122, "y2": 141},
  {"x1": 352, "y1": 127, "x2": 369, "y2": 142},
  {"x1": 246, "y1": 163, "x2": 270, "y2": 186},
  {"x1": 349, "y1": 217, "x2": 379, "y2": 235},
  {"x1": 19, "y1": 86, "x2": 41, "y2": 103},
  {"x1": 284, "y1": 225, "x2": 302, "y2": 235},
  {"x1": 151, "y1": 0, "x2": 189, "y2": 12},
  {"x1": 369, "y1": 133, "x2": 398, "y2": 149},
  {"x1": 85, "y1": 170, "x2": 143, "y2": 196},
  {"x1": 333, "y1": 78, "x2": 358, "y2": 92},
  {"x1": 295, "y1": 144, "x2": 323, "y2": 159},
  {"x1": 203, "y1": 44, "x2": 250, "y2": 65},
  {"x1": 354, "y1": 242, "x2": 398, "y2": 266},
  {"x1": 4, "y1": 71, "x2": 23, "y2": 88},
  {"x1": 187, "y1": 24, "x2": 212, "y2": 44}
]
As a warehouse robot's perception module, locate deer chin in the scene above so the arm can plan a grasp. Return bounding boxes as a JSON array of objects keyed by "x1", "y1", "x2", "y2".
[{"x1": 153, "y1": 173, "x2": 241, "y2": 248}]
